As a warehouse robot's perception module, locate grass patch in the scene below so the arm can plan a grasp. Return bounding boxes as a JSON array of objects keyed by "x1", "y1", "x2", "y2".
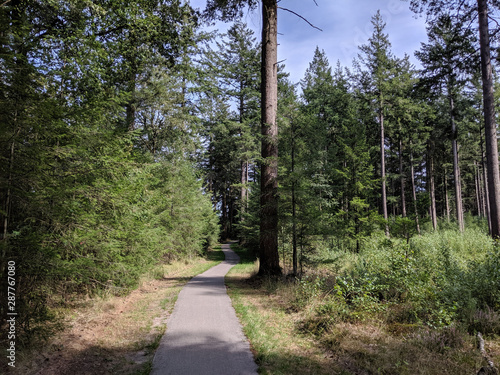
[
  {"x1": 227, "y1": 241, "x2": 498, "y2": 374},
  {"x1": 13, "y1": 247, "x2": 224, "y2": 375}
]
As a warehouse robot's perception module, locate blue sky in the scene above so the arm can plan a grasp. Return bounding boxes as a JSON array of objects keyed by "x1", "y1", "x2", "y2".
[{"x1": 189, "y1": 0, "x2": 429, "y2": 83}]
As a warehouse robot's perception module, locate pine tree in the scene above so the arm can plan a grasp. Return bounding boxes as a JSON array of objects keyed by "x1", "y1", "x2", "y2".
[
  {"x1": 416, "y1": 14, "x2": 478, "y2": 231},
  {"x1": 410, "y1": 0, "x2": 500, "y2": 237},
  {"x1": 356, "y1": 11, "x2": 397, "y2": 237},
  {"x1": 204, "y1": 0, "x2": 281, "y2": 275}
]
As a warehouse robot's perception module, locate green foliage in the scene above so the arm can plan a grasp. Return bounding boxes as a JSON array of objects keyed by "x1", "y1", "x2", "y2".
[
  {"x1": 286, "y1": 228, "x2": 498, "y2": 332},
  {"x1": 0, "y1": 0, "x2": 219, "y2": 345},
  {"x1": 324, "y1": 228, "x2": 499, "y2": 329}
]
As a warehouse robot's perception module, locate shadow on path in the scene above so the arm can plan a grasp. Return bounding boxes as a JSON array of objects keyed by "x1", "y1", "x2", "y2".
[{"x1": 151, "y1": 243, "x2": 258, "y2": 375}]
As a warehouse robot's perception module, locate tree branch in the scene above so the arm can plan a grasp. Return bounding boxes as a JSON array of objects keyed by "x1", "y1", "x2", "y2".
[
  {"x1": 96, "y1": 24, "x2": 127, "y2": 37},
  {"x1": 278, "y1": 7, "x2": 323, "y2": 31},
  {"x1": 1, "y1": 0, "x2": 11, "y2": 7}
]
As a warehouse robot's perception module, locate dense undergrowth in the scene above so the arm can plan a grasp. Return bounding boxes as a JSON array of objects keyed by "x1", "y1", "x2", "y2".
[
  {"x1": 2, "y1": 152, "x2": 219, "y2": 346},
  {"x1": 229, "y1": 224, "x2": 500, "y2": 374},
  {"x1": 304, "y1": 226, "x2": 499, "y2": 333}
]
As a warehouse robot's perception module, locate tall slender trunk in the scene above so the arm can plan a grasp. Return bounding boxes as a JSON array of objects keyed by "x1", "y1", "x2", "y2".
[
  {"x1": 380, "y1": 108, "x2": 389, "y2": 236},
  {"x1": 449, "y1": 91, "x2": 464, "y2": 232},
  {"x1": 259, "y1": 0, "x2": 281, "y2": 275},
  {"x1": 480, "y1": 122, "x2": 492, "y2": 233},
  {"x1": 478, "y1": 164, "x2": 486, "y2": 218},
  {"x1": 399, "y1": 138, "x2": 406, "y2": 217},
  {"x1": 222, "y1": 187, "x2": 228, "y2": 238},
  {"x1": 229, "y1": 192, "x2": 234, "y2": 238},
  {"x1": 478, "y1": 0, "x2": 500, "y2": 238},
  {"x1": 410, "y1": 148, "x2": 420, "y2": 234},
  {"x1": 240, "y1": 160, "x2": 247, "y2": 221},
  {"x1": 245, "y1": 163, "x2": 249, "y2": 202},
  {"x1": 475, "y1": 161, "x2": 482, "y2": 217},
  {"x1": 239, "y1": 77, "x2": 247, "y2": 222},
  {"x1": 291, "y1": 122, "x2": 297, "y2": 276},
  {"x1": 445, "y1": 168, "x2": 451, "y2": 222},
  {"x1": 428, "y1": 140, "x2": 438, "y2": 230}
]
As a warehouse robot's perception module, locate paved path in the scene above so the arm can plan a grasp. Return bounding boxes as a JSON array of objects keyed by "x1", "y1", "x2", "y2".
[{"x1": 151, "y1": 243, "x2": 258, "y2": 375}]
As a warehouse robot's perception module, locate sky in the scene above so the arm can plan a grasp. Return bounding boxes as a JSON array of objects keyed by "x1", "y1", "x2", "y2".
[{"x1": 189, "y1": 0, "x2": 429, "y2": 84}]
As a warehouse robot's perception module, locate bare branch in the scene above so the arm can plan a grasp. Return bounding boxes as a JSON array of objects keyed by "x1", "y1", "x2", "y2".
[
  {"x1": 488, "y1": 13, "x2": 500, "y2": 29},
  {"x1": 1, "y1": 0, "x2": 11, "y2": 7},
  {"x1": 278, "y1": 7, "x2": 323, "y2": 31}
]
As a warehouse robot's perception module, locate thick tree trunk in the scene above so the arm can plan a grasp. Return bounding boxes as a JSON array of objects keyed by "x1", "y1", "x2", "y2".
[
  {"x1": 259, "y1": 0, "x2": 281, "y2": 275},
  {"x1": 380, "y1": 109, "x2": 389, "y2": 236},
  {"x1": 478, "y1": 0, "x2": 500, "y2": 238}
]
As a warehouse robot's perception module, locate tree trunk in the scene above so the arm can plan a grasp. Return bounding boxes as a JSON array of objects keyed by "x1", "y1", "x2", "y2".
[
  {"x1": 240, "y1": 160, "x2": 247, "y2": 220},
  {"x1": 222, "y1": 187, "x2": 228, "y2": 239},
  {"x1": 450, "y1": 91, "x2": 464, "y2": 232},
  {"x1": 477, "y1": 0, "x2": 500, "y2": 238},
  {"x1": 399, "y1": 138, "x2": 407, "y2": 217},
  {"x1": 410, "y1": 148, "x2": 420, "y2": 234},
  {"x1": 291, "y1": 122, "x2": 297, "y2": 276},
  {"x1": 259, "y1": 0, "x2": 281, "y2": 275},
  {"x1": 445, "y1": 168, "x2": 451, "y2": 222},
  {"x1": 428, "y1": 140, "x2": 438, "y2": 231},
  {"x1": 380, "y1": 109, "x2": 389, "y2": 236},
  {"x1": 479, "y1": 164, "x2": 486, "y2": 218},
  {"x1": 480, "y1": 122, "x2": 492, "y2": 233},
  {"x1": 475, "y1": 161, "x2": 482, "y2": 217}
]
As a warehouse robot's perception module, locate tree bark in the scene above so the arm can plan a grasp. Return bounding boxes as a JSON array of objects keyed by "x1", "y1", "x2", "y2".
[
  {"x1": 427, "y1": 140, "x2": 438, "y2": 231},
  {"x1": 291, "y1": 121, "x2": 297, "y2": 276},
  {"x1": 240, "y1": 160, "x2": 247, "y2": 220},
  {"x1": 399, "y1": 138, "x2": 407, "y2": 218},
  {"x1": 475, "y1": 161, "x2": 482, "y2": 217},
  {"x1": 480, "y1": 122, "x2": 492, "y2": 233},
  {"x1": 477, "y1": 0, "x2": 500, "y2": 238},
  {"x1": 410, "y1": 148, "x2": 421, "y2": 234},
  {"x1": 445, "y1": 168, "x2": 451, "y2": 222},
  {"x1": 259, "y1": 0, "x2": 281, "y2": 275},
  {"x1": 449, "y1": 91, "x2": 464, "y2": 232},
  {"x1": 380, "y1": 108, "x2": 389, "y2": 236}
]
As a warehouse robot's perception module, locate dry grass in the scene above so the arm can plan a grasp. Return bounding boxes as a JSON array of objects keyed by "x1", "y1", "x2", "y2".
[{"x1": 12, "y1": 251, "x2": 223, "y2": 375}]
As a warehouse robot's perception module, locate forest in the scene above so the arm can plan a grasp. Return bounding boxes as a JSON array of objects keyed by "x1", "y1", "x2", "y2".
[{"x1": 2, "y1": 0, "x2": 500, "y2": 373}]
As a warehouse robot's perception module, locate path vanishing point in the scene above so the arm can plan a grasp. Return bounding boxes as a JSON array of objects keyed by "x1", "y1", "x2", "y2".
[{"x1": 151, "y1": 243, "x2": 258, "y2": 375}]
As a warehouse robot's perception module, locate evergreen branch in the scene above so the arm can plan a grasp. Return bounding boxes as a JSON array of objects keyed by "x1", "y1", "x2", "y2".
[
  {"x1": 277, "y1": 7, "x2": 323, "y2": 31},
  {"x1": 96, "y1": 24, "x2": 127, "y2": 37}
]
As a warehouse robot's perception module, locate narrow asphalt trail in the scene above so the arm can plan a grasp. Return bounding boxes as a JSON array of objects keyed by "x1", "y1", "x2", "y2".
[{"x1": 151, "y1": 243, "x2": 258, "y2": 375}]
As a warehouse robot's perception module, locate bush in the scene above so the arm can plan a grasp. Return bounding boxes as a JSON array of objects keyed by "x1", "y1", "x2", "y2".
[{"x1": 323, "y1": 228, "x2": 499, "y2": 327}]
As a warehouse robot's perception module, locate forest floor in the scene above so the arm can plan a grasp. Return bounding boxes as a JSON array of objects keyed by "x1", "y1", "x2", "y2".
[
  {"x1": 226, "y1": 245, "x2": 500, "y2": 375},
  {"x1": 12, "y1": 249, "x2": 225, "y2": 375}
]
